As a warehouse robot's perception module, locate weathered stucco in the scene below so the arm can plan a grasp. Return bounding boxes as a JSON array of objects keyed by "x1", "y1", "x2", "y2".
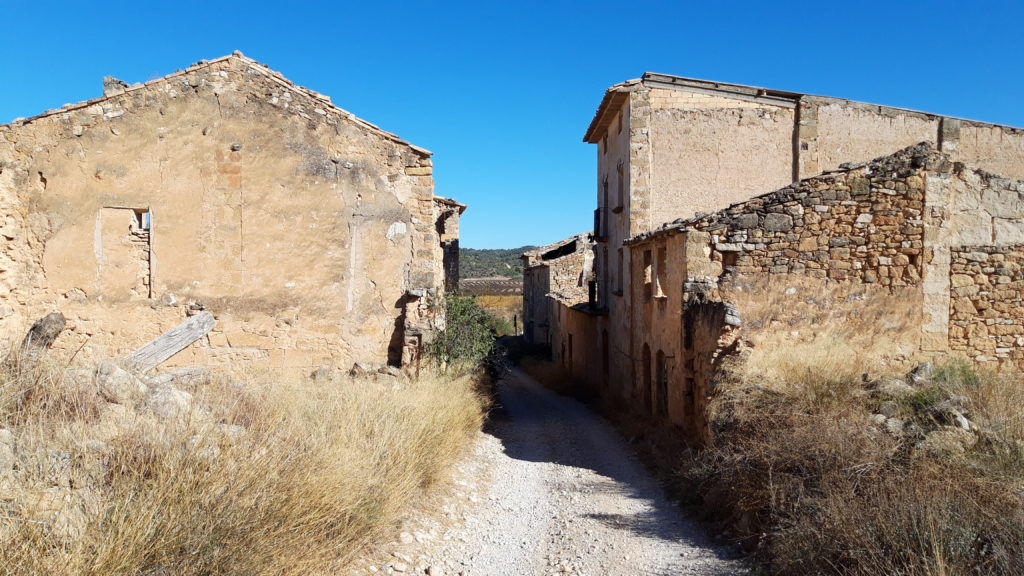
[
  {"x1": 810, "y1": 100, "x2": 939, "y2": 176},
  {"x1": 954, "y1": 123, "x2": 1024, "y2": 182},
  {"x1": 649, "y1": 89, "x2": 795, "y2": 223},
  {"x1": 0, "y1": 53, "x2": 457, "y2": 371}
]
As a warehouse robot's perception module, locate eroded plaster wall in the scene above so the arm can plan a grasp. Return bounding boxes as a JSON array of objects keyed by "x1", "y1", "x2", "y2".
[
  {"x1": 806, "y1": 99, "x2": 939, "y2": 177},
  {"x1": 648, "y1": 88, "x2": 795, "y2": 222},
  {"x1": 952, "y1": 123, "x2": 1024, "y2": 181},
  {"x1": 0, "y1": 55, "x2": 440, "y2": 370}
]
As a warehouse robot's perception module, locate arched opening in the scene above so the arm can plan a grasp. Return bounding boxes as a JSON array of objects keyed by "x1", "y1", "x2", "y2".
[
  {"x1": 641, "y1": 343, "x2": 652, "y2": 415},
  {"x1": 656, "y1": 350, "x2": 668, "y2": 418}
]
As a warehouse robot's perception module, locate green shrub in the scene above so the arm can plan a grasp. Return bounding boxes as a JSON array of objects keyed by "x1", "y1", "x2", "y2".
[{"x1": 426, "y1": 293, "x2": 501, "y2": 369}]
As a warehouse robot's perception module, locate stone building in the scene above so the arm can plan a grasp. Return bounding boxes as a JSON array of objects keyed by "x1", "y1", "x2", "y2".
[
  {"x1": 525, "y1": 72, "x2": 1024, "y2": 442},
  {"x1": 0, "y1": 52, "x2": 462, "y2": 371},
  {"x1": 625, "y1": 144, "x2": 1024, "y2": 441},
  {"x1": 521, "y1": 233, "x2": 594, "y2": 348}
]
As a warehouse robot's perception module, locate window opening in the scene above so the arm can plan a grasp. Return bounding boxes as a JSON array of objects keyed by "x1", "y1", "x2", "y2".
[
  {"x1": 643, "y1": 249, "x2": 653, "y2": 301},
  {"x1": 133, "y1": 209, "x2": 151, "y2": 231}
]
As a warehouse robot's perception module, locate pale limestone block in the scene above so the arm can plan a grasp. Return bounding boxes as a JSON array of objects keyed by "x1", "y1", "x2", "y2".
[
  {"x1": 951, "y1": 211, "x2": 993, "y2": 245},
  {"x1": 993, "y1": 218, "x2": 1024, "y2": 244}
]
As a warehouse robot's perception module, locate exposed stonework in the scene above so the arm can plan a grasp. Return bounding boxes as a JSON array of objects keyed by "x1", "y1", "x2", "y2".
[
  {"x1": 434, "y1": 196, "x2": 466, "y2": 293},
  {"x1": 520, "y1": 233, "x2": 595, "y2": 350},
  {"x1": 0, "y1": 52, "x2": 462, "y2": 371},
  {"x1": 567, "y1": 72, "x2": 1023, "y2": 444},
  {"x1": 637, "y1": 144, "x2": 937, "y2": 288},
  {"x1": 949, "y1": 246, "x2": 1024, "y2": 365},
  {"x1": 539, "y1": 134, "x2": 1024, "y2": 445}
]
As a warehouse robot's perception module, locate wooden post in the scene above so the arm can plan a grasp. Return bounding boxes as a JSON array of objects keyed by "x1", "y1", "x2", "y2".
[{"x1": 125, "y1": 311, "x2": 215, "y2": 373}]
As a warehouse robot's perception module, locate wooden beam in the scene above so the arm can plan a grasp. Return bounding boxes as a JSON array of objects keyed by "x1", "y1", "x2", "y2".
[{"x1": 126, "y1": 312, "x2": 215, "y2": 373}]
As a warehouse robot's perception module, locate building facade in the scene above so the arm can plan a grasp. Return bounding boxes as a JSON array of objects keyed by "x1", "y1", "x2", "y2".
[
  {"x1": 527, "y1": 73, "x2": 1024, "y2": 442},
  {"x1": 0, "y1": 52, "x2": 461, "y2": 371}
]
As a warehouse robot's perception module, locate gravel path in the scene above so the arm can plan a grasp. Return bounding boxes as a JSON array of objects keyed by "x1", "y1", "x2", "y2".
[{"x1": 358, "y1": 368, "x2": 749, "y2": 576}]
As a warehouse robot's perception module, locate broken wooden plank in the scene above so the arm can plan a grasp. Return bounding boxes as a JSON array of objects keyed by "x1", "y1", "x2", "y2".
[
  {"x1": 125, "y1": 311, "x2": 215, "y2": 373},
  {"x1": 7, "y1": 312, "x2": 66, "y2": 370}
]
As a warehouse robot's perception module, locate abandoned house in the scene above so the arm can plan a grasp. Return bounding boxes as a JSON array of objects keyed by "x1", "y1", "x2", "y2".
[
  {"x1": 523, "y1": 73, "x2": 1024, "y2": 442},
  {"x1": 0, "y1": 52, "x2": 462, "y2": 371}
]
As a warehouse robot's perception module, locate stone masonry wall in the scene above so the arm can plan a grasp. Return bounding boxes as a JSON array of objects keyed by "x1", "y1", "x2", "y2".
[
  {"x1": 678, "y1": 145, "x2": 935, "y2": 288},
  {"x1": 949, "y1": 245, "x2": 1024, "y2": 366}
]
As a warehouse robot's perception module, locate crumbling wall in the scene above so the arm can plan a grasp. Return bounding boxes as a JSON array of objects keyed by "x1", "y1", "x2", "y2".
[
  {"x1": 0, "y1": 54, "x2": 442, "y2": 371},
  {"x1": 680, "y1": 291, "x2": 743, "y2": 445},
  {"x1": 679, "y1": 145, "x2": 934, "y2": 287},
  {"x1": 521, "y1": 233, "x2": 595, "y2": 348},
  {"x1": 434, "y1": 198, "x2": 463, "y2": 293}
]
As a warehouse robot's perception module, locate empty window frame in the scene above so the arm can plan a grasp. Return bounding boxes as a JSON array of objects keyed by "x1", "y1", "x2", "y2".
[
  {"x1": 642, "y1": 249, "x2": 653, "y2": 301},
  {"x1": 133, "y1": 209, "x2": 152, "y2": 231}
]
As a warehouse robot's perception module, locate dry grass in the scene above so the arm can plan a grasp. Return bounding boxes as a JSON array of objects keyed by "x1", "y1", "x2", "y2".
[
  {"x1": 0, "y1": 358, "x2": 485, "y2": 576},
  {"x1": 681, "y1": 278, "x2": 1024, "y2": 575},
  {"x1": 723, "y1": 276, "x2": 921, "y2": 389}
]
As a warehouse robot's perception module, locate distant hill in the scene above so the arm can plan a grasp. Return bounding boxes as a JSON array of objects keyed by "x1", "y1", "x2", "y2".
[{"x1": 459, "y1": 246, "x2": 536, "y2": 279}]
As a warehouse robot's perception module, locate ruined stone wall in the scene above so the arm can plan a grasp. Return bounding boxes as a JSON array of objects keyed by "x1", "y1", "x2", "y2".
[
  {"x1": 521, "y1": 234, "x2": 593, "y2": 348},
  {"x1": 434, "y1": 199, "x2": 462, "y2": 293},
  {"x1": 948, "y1": 246, "x2": 1024, "y2": 367},
  {"x1": 683, "y1": 146, "x2": 931, "y2": 288},
  {"x1": 0, "y1": 54, "x2": 441, "y2": 371},
  {"x1": 648, "y1": 88, "x2": 796, "y2": 223}
]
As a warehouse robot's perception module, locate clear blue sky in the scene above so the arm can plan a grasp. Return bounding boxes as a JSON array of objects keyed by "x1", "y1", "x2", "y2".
[{"x1": 2, "y1": 0, "x2": 1022, "y2": 248}]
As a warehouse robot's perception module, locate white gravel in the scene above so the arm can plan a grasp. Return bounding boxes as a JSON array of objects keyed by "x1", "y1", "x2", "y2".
[{"x1": 358, "y1": 368, "x2": 749, "y2": 576}]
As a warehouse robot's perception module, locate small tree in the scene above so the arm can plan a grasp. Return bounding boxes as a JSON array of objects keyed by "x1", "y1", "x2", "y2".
[{"x1": 426, "y1": 293, "x2": 499, "y2": 369}]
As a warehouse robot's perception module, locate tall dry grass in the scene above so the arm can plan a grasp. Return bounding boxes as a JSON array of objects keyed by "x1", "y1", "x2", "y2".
[
  {"x1": 0, "y1": 359, "x2": 485, "y2": 576},
  {"x1": 724, "y1": 276, "x2": 922, "y2": 389},
  {"x1": 682, "y1": 278, "x2": 1024, "y2": 575}
]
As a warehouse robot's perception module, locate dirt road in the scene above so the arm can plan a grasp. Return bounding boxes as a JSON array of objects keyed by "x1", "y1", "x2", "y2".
[{"x1": 363, "y1": 368, "x2": 749, "y2": 576}]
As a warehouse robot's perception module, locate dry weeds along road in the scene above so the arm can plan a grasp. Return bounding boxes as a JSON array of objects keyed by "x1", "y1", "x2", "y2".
[{"x1": 360, "y1": 369, "x2": 748, "y2": 576}]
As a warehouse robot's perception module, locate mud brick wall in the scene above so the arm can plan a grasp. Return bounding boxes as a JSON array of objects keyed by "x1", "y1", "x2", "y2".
[
  {"x1": 948, "y1": 246, "x2": 1024, "y2": 365},
  {"x1": 683, "y1": 147, "x2": 932, "y2": 287}
]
